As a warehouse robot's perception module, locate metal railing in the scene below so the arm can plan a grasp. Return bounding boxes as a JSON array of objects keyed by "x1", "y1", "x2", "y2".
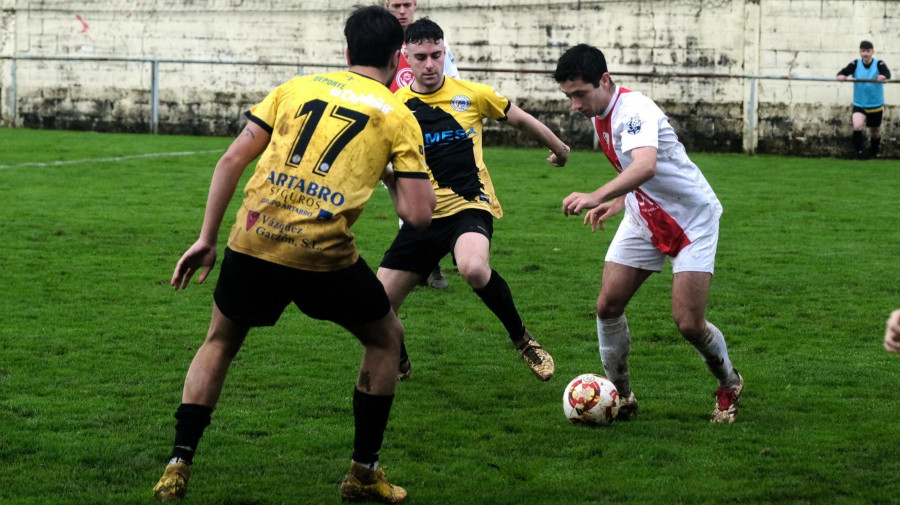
[
  {"x1": 3, "y1": 55, "x2": 892, "y2": 153},
  {"x1": 5, "y1": 55, "x2": 345, "y2": 134}
]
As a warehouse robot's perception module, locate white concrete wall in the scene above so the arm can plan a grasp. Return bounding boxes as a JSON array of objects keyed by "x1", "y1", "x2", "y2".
[{"x1": 1, "y1": 0, "x2": 898, "y2": 156}]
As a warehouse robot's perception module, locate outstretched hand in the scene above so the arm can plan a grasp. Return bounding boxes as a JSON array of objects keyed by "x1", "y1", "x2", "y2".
[
  {"x1": 171, "y1": 239, "x2": 218, "y2": 290},
  {"x1": 562, "y1": 191, "x2": 601, "y2": 217},
  {"x1": 583, "y1": 200, "x2": 623, "y2": 232},
  {"x1": 547, "y1": 144, "x2": 570, "y2": 167}
]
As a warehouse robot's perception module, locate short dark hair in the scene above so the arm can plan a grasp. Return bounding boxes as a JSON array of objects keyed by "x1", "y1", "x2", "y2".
[
  {"x1": 405, "y1": 17, "x2": 444, "y2": 45},
  {"x1": 860, "y1": 40, "x2": 874, "y2": 50},
  {"x1": 344, "y1": 6, "x2": 404, "y2": 68},
  {"x1": 553, "y1": 44, "x2": 609, "y2": 87}
]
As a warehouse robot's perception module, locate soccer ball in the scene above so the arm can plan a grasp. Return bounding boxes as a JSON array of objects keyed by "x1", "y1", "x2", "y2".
[{"x1": 563, "y1": 374, "x2": 620, "y2": 426}]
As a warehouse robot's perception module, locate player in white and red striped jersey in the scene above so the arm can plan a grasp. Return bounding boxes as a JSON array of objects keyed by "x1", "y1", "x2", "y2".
[{"x1": 553, "y1": 44, "x2": 743, "y2": 424}]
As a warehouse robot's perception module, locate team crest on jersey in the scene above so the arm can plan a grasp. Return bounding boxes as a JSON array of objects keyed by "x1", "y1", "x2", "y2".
[
  {"x1": 450, "y1": 95, "x2": 471, "y2": 112},
  {"x1": 626, "y1": 115, "x2": 642, "y2": 135},
  {"x1": 396, "y1": 68, "x2": 414, "y2": 88},
  {"x1": 246, "y1": 210, "x2": 260, "y2": 230}
]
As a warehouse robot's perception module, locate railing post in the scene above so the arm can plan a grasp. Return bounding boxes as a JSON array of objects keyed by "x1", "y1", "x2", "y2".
[
  {"x1": 743, "y1": 76, "x2": 758, "y2": 155},
  {"x1": 151, "y1": 59, "x2": 159, "y2": 134},
  {"x1": 10, "y1": 58, "x2": 17, "y2": 123}
]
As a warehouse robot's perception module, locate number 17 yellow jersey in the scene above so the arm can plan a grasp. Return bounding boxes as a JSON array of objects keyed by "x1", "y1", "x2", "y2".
[{"x1": 227, "y1": 71, "x2": 429, "y2": 272}]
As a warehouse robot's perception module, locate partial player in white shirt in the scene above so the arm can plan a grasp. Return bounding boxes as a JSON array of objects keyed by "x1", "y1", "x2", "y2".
[
  {"x1": 554, "y1": 44, "x2": 744, "y2": 424},
  {"x1": 885, "y1": 309, "x2": 900, "y2": 353}
]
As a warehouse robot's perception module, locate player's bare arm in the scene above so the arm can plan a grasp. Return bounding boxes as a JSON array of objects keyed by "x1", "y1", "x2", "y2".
[
  {"x1": 171, "y1": 122, "x2": 270, "y2": 290},
  {"x1": 505, "y1": 103, "x2": 570, "y2": 167},
  {"x1": 562, "y1": 146, "x2": 657, "y2": 217},
  {"x1": 393, "y1": 176, "x2": 435, "y2": 230},
  {"x1": 381, "y1": 165, "x2": 399, "y2": 205}
]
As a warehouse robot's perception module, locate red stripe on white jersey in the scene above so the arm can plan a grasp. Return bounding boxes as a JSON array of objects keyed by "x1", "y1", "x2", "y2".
[{"x1": 593, "y1": 88, "x2": 691, "y2": 257}]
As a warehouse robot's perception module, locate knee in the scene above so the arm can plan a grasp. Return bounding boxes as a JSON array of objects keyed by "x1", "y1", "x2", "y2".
[
  {"x1": 368, "y1": 316, "x2": 404, "y2": 352},
  {"x1": 596, "y1": 296, "x2": 625, "y2": 320},
  {"x1": 457, "y1": 260, "x2": 491, "y2": 288},
  {"x1": 674, "y1": 315, "x2": 707, "y2": 344},
  {"x1": 202, "y1": 328, "x2": 244, "y2": 360},
  {"x1": 386, "y1": 318, "x2": 404, "y2": 348}
]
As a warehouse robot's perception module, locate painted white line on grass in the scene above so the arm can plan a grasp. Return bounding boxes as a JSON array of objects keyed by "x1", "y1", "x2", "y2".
[{"x1": 0, "y1": 149, "x2": 223, "y2": 170}]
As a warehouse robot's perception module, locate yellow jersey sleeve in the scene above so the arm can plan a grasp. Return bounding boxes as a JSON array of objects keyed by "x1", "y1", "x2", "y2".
[
  {"x1": 390, "y1": 113, "x2": 429, "y2": 179},
  {"x1": 475, "y1": 83, "x2": 511, "y2": 122},
  {"x1": 245, "y1": 85, "x2": 281, "y2": 133}
]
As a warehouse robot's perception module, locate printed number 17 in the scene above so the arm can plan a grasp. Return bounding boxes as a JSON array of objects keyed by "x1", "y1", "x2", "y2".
[{"x1": 285, "y1": 98, "x2": 370, "y2": 177}]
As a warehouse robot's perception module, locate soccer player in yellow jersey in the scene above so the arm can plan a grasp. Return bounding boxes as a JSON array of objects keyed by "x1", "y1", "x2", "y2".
[
  {"x1": 378, "y1": 18, "x2": 570, "y2": 382},
  {"x1": 152, "y1": 7, "x2": 434, "y2": 503}
]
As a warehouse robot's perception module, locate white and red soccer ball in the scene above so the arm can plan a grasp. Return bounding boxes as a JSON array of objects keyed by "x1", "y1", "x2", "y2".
[{"x1": 563, "y1": 374, "x2": 620, "y2": 426}]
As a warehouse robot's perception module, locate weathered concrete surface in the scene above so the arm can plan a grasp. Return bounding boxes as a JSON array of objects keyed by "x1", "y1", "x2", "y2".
[{"x1": 1, "y1": 1, "x2": 898, "y2": 157}]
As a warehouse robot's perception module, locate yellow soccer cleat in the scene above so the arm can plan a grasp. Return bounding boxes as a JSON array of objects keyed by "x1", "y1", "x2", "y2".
[
  {"x1": 516, "y1": 332, "x2": 554, "y2": 381},
  {"x1": 152, "y1": 461, "x2": 191, "y2": 502},
  {"x1": 340, "y1": 461, "x2": 407, "y2": 503}
]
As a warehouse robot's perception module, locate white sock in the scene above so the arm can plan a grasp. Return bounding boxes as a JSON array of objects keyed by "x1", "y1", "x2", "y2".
[
  {"x1": 693, "y1": 321, "x2": 737, "y2": 386},
  {"x1": 597, "y1": 314, "x2": 632, "y2": 396},
  {"x1": 354, "y1": 459, "x2": 379, "y2": 471}
]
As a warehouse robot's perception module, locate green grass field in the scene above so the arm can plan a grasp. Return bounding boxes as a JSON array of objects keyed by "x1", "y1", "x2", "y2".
[{"x1": 1, "y1": 127, "x2": 899, "y2": 504}]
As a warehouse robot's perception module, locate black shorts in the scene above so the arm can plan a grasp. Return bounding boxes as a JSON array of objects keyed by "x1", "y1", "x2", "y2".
[
  {"x1": 379, "y1": 209, "x2": 494, "y2": 277},
  {"x1": 852, "y1": 105, "x2": 884, "y2": 128},
  {"x1": 214, "y1": 248, "x2": 391, "y2": 328}
]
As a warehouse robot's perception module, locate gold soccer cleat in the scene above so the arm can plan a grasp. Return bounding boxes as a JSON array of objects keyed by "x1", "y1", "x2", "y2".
[
  {"x1": 340, "y1": 461, "x2": 407, "y2": 503},
  {"x1": 516, "y1": 332, "x2": 554, "y2": 381},
  {"x1": 152, "y1": 461, "x2": 191, "y2": 502}
]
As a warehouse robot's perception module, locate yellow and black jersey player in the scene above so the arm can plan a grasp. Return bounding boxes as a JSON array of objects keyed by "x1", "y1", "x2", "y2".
[
  {"x1": 395, "y1": 77, "x2": 509, "y2": 219},
  {"x1": 153, "y1": 6, "x2": 435, "y2": 504},
  {"x1": 378, "y1": 17, "x2": 571, "y2": 383},
  {"x1": 233, "y1": 69, "x2": 428, "y2": 271}
]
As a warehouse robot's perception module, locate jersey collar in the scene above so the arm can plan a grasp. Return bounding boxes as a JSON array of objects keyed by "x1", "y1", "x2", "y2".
[
  {"x1": 410, "y1": 77, "x2": 446, "y2": 95},
  {"x1": 597, "y1": 85, "x2": 621, "y2": 120}
]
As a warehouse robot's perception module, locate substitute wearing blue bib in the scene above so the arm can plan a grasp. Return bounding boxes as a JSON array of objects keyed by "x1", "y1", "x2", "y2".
[
  {"x1": 837, "y1": 41, "x2": 891, "y2": 159},
  {"x1": 851, "y1": 57, "x2": 887, "y2": 108}
]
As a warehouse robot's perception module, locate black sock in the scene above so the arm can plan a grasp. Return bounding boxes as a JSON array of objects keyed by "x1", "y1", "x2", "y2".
[
  {"x1": 170, "y1": 403, "x2": 213, "y2": 465},
  {"x1": 473, "y1": 270, "x2": 525, "y2": 342},
  {"x1": 870, "y1": 137, "x2": 881, "y2": 155},
  {"x1": 352, "y1": 389, "x2": 394, "y2": 465},
  {"x1": 852, "y1": 131, "x2": 864, "y2": 153}
]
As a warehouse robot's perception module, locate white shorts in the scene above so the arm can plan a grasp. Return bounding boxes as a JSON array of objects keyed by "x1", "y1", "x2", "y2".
[{"x1": 605, "y1": 211, "x2": 719, "y2": 274}]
